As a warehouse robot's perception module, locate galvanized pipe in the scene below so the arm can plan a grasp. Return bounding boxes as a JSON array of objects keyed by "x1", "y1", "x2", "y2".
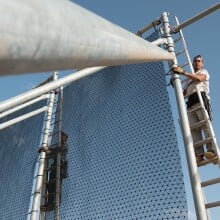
[
  {"x1": 0, "y1": 94, "x2": 49, "y2": 119},
  {"x1": 0, "y1": 67, "x2": 106, "y2": 113},
  {"x1": 161, "y1": 12, "x2": 207, "y2": 220},
  {"x1": 136, "y1": 19, "x2": 161, "y2": 36},
  {"x1": 0, "y1": 0, "x2": 173, "y2": 76},
  {"x1": 173, "y1": 3, "x2": 220, "y2": 32},
  {"x1": 0, "y1": 106, "x2": 48, "y2": 130}
]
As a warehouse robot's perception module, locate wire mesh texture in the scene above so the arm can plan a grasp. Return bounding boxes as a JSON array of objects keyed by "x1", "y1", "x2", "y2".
[
  {"x1": 0, "y1": 32, "x2": 189, "y2": 220},
  {"x1": 0, "y1": 101, "x2": 46, "y2": 220},
  {"x1": 49, "y1": 32, "x2": 189, "y2": 220}
]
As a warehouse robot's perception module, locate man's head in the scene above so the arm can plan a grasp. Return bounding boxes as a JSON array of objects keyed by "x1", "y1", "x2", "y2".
[{"x1": 193, "y1": 55, "x2": 204, "y2": 71}]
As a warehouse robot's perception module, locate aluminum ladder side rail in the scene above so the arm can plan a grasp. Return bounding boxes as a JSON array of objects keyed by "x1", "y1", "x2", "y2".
[{"x1": 54, "y1": 87, "x2": 64, "y2": 220}]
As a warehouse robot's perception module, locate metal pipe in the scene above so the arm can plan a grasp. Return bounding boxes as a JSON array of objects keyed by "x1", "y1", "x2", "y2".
[
  {"x1": 30, "y1": 72, "x2": 58, "y2": 220},
  {"x1": 161, "y1": 12, "x2": 207, "y2": 220},
  {"x1": 0, "y1": 0, "x2": 173, "y2": 76},
  {"x1": 136, "y1": 19, "x2": 161, "y2": 36},
  {"x1": 0, "y1": 106, "x2": 48, "y2": 130},
  {"x1": 173, "y1": 3, "x2": 220, "y2": 32},
  {"x1": 0, "y1": 94, "x2": 49, "y2": 119},
  {"x1": 0, "y1": 67, "x2": 106, "y2": 113}
]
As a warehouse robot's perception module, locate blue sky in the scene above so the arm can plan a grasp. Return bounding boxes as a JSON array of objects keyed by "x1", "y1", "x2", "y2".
[{"x1": 0, "y1": 1, "x2": 219, "y2": 219}]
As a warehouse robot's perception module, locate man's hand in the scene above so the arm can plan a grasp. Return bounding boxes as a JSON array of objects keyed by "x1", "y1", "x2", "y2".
[{"x1": 172, "y1": 66, "x2": 185, "y2": 75}]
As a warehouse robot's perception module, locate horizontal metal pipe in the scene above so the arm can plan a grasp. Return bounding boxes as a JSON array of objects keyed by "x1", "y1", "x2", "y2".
[
  {"x1": 0, "y1": 67, "x2": 106, "y2": 113},
  {"x1": 0, "y1": 106, "x2": 48, "y2": 130},
  {"x1": 136, "y1": 19, "x2": 161, "y2": 36},
  {"x1": 0, "y1": 0, "x2": 173, "y2": 75},
  {"x1": 173, "y1": 3, "x2": 220, "y2": 32},
  {"x1": 0, "y1": 94, "x2": 49, "y2": 118}
]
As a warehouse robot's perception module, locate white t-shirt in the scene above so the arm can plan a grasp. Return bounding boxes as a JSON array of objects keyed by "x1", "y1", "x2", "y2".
[{"x1": 185, "y1": 68, "x2": 210, "y2": 97}]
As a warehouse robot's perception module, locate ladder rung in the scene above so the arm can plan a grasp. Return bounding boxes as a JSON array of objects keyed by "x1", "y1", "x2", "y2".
[
  {"x1": 197, "y1": 156, "x2": 219, "y2": 167},
  {"x1": 40, "y1": 205, "x2": 55, "y2": 211},
  {"x1": 205, "y1": 201, "x2": 220, "y2": 209},
  {"x1": 190, "y1": 119, "x2": 208, "y2": 130},
  {"x1": 194, "y1": 138, "x2": 213, "y2": 148},
  {"x1": 201, "y1": 178, "x2": 220, "y2": 187},
  {"x1": 44, "y1": 179, "x2": 56, "y2": 184},
  {"x1": 180, "y1": 62, "x2": 189, "y2": 68},
  {"x1": 175, "y1": 49, "x2": 185, "y2": 56},
  {"x1": 44, "y1": 165, "x2": 56, "y2": 171},
  {"x1": 187, "y1": 105, "x2": 203, "y2": 113}
]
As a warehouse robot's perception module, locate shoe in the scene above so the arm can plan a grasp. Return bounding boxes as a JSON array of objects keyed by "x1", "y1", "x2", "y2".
[
  {"x1": 204, "y1": 150, "x2": 216, "y2": 160},
  {"x1": 196, "y1": 155, "x2": 204, "y2": 163}
]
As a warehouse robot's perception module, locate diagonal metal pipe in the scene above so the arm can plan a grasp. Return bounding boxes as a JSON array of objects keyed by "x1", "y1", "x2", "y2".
[
  {"x1": 0, "y1": 0, "x2": 173, "y2": 76},
  {"x1": 173, "y1": 3, "x2": 220, "y2": 32},
  {"x1": 0, "y1": 67, "x2": 106, "y2": 113}
]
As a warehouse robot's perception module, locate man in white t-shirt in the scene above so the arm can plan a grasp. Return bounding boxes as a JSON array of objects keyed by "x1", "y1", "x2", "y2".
[{"x1": 172, "y1": 55, "x2": 216, "y2": 164}]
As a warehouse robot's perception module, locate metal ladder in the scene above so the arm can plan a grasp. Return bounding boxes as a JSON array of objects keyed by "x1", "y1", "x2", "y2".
[
  {"x1": 40, "y1": 87, "x2": 68, "y2": 220},
  {"x1": 171, "y1": 15, "x2": 220, "y2": 216}
]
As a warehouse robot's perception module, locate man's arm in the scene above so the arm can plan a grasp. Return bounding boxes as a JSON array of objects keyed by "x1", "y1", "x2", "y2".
[{"x1": 172, "y1": 66, "x2": 207, "y2": 82}]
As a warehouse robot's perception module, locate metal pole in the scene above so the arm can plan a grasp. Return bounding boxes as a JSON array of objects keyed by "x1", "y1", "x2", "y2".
[
  {"x1": 0, "y1": 106, "x2": 48, "y2": 130},
  {"x1": 160, "y1": 12, "x2": 208, "y2": 220},
  {"x1": 30, "y1": 72, "x2": 58, "y2": 220},
  {"x1": 0, "y1": 94, "x2": 48, "y2": 119},
  {"x1": 173, "y1": 3, "x2": 220, "y2": 32},
  {"x1": 0, "y1": 0, "x2": 173, "y2": 76},
  {"x1": 136, "y1": 19, "x2": 161, "y2": 36},
  {"x1": 0, "y1": 67, "x2": 106, "y2": 113}
]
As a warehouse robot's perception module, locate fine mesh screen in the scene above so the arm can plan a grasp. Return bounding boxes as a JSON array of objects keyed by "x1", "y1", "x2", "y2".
[
  {"x1": 0, "y1": 101, "x2": 46, "y2": 220},
  {"x1": 56, "y1": 60, "x2": 189, "y2": 218}
]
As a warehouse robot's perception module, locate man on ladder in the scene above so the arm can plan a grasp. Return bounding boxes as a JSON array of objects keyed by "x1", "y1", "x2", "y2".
[{"x1": 172, "y1": 55, "x2": 216, "y2": 164}]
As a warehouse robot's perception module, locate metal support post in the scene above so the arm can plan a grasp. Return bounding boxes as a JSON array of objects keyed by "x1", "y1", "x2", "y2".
[
  {"x1": 30, "y1": 72, "x2": 58, "y2": 220},
  {"x1": 160, "y1": 12, "x2": 208, "y2": 220}
]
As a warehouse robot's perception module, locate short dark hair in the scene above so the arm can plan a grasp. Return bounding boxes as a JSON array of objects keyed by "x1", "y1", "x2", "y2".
[{"x1": 193, "y1": 55, "x2": 204, "y2": 62}]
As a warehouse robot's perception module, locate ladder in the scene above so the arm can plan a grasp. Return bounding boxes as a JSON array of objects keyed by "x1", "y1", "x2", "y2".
[
  {"x1": 39, "y1": 87, "x2": 68, "y2": 220},
  {"x1": 170, "y1": 15, "x2": 220, "y2": 219}
]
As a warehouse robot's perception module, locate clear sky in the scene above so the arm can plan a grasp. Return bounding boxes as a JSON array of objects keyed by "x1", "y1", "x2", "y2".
[{"x1": 0, "y1": 1, "x2": 219, "y2": 219}]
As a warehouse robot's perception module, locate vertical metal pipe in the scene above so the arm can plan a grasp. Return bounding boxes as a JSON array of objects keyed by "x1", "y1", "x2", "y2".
[
  {"x1": 30, "y1": 72, "x2": 58, "y2": 220},
  {"x1": 161, "y1": 12, "x2": 207, "y2": 220}
]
